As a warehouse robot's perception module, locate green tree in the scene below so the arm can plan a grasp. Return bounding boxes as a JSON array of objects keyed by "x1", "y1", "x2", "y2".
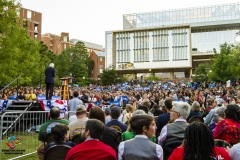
[
  {"x1": 209, "y1": 43, "x2": 237, "y2": 82},
  {"x1": 55, "y1": 41, "x2": 90, "y2": 86},
  {"x1": 101, "y1": 65, "x2": 119, "y2": 85},
  {"x1": 0, "y1": 0, "x2": 41, "y2": 86},
  {"x1": 37, "y1": 41, "x2": 57, "y2": 87},
  {"x1": 192, "y1": 63, "x2": 208, "y2": 82}
]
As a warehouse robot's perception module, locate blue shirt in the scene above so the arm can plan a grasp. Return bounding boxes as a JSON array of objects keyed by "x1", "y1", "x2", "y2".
[
  {"x1": 43, "y1": 141, "x2": 76, "y2": 154},
  {"x1": 187, "y1": 111, "x2": 202, "y2": 121},
  {"x1": 156, "y1": 113, "x2": 170, "y2": 133},
  {"x1": 106, "y1": 120, "x2": 127, "y2": 133}
]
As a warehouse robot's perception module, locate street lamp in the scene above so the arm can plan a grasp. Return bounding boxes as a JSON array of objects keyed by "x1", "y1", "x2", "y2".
[{"x1": 149, "y1": 69, "x2": 152, "y2": 90}]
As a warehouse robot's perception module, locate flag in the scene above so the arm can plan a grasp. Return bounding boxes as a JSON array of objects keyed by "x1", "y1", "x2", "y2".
[
  {"x1": 39, "y1": 100, "x2": 68, "y2": 118},
  {"x1": 0, "y1": 100, "x2": 13, "y2": 113}
]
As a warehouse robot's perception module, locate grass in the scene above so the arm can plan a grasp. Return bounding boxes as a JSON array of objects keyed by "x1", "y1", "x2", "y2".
[{"x1": 1, "y1": 132, "x2": 40, "y2": 160}]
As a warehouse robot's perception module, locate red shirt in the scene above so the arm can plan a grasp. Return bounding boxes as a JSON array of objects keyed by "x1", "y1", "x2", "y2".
[
  {"x1": 66, "y1": 139, "x2": 116, "y2": 160},
  {"x1": 213, "y1": 118, "x2": 240, "y2": 145},
  {"x1": 169, "y1": 146, "x2": 230, "y2": 160}
]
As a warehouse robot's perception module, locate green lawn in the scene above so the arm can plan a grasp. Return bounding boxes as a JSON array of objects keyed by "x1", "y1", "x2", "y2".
[{"x1": 1, "y1": 132, "x2": 40, "y2": 160}]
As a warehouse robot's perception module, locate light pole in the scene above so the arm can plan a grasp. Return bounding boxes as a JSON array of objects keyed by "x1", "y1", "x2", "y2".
[{"x1": 149, "y1": 69, "x2": 152, "y2": 90}]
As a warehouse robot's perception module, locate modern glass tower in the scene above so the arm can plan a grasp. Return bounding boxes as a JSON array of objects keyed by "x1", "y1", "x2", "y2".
[{"x1": 105, "y1": 2, "x2": 240, "y2": 78}]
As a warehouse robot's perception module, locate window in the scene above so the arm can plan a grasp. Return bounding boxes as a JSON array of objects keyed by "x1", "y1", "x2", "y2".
[
  {"x1": 152, "y1": 29, "x2": 169, "y2": 61},
  {"x1": 100, "y1": 57, "x2": 102, "y2": 61},
  {"x1": 27, "y1": 10, "x2": 31, "y2": 19},
  {"x1": 172, "y1": 28, "x2": 188, "y2": 60},
  {"x1": 115, "y1": 32, "x2": 130, "y2": 62},
  {"x1": 23, "y1": 20, "x2": 27, "y2": 28},
  {"x1": 63, "y1": 36, "x2": 68, "y2": 42},
  {"x1": 64, "y1": 44, "x2": 67, "y2": 49},
  {"x1": 99, "y1": 65, "x2": 103, "y2": 69},
  {"x1": 100, "y1": 69, "x2": 103, "y2": 74},
  {"x1": 134, "y1": 31, "x2": 149, "y2": 62}
]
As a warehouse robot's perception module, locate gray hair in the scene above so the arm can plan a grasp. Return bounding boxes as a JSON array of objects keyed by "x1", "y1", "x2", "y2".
[
  {"x1": 216, "y1": 107, "x2": 225, "y2": 117},
  {"x1": 173, "y1": 102, "x2": 191, "y2": 119},
  {"x1": 49, "y1": 63, "x2": 54, "y2": 68},
  {"x1": 191, "y1": 101, "x2": 200, "y2": 111},
  {"x1": 132, "y1": 109, "x2": 146, "y2": 117}
]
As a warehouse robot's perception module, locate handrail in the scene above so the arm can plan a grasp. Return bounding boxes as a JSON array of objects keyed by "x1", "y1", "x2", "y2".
[
  {"x1": 0, "y1": 75, "x2": 21, "y2": 93},
  {"x1": 2, "y1": 102, "x2": 32, "y2": 136}
]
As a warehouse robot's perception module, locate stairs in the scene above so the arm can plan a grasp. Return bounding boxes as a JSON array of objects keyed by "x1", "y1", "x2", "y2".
[{"x1": 0, "y1": 101, "x2": 42, "y2": 136}]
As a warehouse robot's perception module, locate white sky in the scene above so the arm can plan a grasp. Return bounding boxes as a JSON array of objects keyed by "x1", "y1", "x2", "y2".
[{"x1": 21, "y1": 0, "x2": 240, "y2": 47}]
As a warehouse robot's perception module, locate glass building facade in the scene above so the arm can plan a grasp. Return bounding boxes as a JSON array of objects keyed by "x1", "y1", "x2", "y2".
[
  {"x1": 123, "y1": 3, "x2": 240, "y2": 29},
  {"x1": 106, "y1": 2, "x2": 240, "y2": 77}
]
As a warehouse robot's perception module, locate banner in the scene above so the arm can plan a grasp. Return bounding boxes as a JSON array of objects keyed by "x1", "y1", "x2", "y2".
[
  {"x1": 0, "y1": 100, "x2": 13, "y2": 113},
  {"x1": 39, "y1": 100, "x2": 68, "y2": 118}
]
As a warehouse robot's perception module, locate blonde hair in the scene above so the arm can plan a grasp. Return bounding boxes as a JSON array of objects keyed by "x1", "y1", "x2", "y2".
[{"x1": 126, "y1": 104, "x2": 133, "y2": 113}]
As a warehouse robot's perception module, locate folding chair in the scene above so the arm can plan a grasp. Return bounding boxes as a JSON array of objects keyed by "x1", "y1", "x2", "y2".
[
  {"x1": 44, "y1": 144, "x2": 72, "y2": 160},
  {"x1": 44, "y1": 132, "x2": 55, "y2": 147}
]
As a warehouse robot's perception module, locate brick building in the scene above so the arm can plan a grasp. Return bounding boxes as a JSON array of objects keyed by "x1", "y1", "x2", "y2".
[
  {"x1": 19, "y1": 8, "x2": 42, "y2": 40},
  {"x1": 41, "y1": 32, "x2": 70, "y2": 55},
  {"x1": 89, "y1": 51, "x2": 105, "y2": 80}
]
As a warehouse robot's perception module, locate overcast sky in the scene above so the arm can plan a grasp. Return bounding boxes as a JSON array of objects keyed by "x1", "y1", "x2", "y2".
[{"x1": 21, "y1": 0, "x2": 240, "y2": 47}]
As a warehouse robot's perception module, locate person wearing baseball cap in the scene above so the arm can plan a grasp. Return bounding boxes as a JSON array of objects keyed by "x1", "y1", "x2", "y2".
[{"x1": 68, "y1": 105, "x2": 88, "y2": 140}]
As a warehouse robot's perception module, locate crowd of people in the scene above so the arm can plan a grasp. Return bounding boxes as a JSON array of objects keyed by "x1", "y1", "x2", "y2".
[{"x1": 1, "y1": 78, "x2": 240, "y2": 159}]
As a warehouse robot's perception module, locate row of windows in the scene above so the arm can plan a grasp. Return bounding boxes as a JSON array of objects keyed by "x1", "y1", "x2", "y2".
[
  {"x1": 153, "y1": 48, "x2": 169, "y2": 61},
  {"x1": 116, "y1": 50, "x2": 130, "y2": 63},
  {"x1": 123, "y1": 3, "x2": 240, "y2": 29},
  {"x1": 134, "y1": 32, "x2": 149, "y2": 50},
  {"x1": 134, "y1": 49, "x2": 149, "y2": 62}
]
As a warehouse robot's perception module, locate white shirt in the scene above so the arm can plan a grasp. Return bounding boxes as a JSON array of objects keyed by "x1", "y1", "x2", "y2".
[
  {"x1": 105, "y1": 115, "x2": 111, "y2": 124},
  {"x1": 69, "y1": 115, "x2": 77, "y2": 122},
  {"x1": 230, "y1": 142, "x2": 240, "y2": 160},
  {"x1": 158, "y1": 118, "x2": 186, "y2": 145},
  {"x1": 118, "y1": 135, "x2": 163, "y2": 160}
]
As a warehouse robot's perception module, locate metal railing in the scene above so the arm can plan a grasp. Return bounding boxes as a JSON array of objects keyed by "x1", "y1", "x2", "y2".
[
  {"x1": 0, "y1": 111, "x2": 75, "y2": 160},
  {"x1": 0, "y1": 111, "x2": 49, "y2": 160},
  {"x1": 2, "y1": 102, "x2": 33, "y2": 136}
]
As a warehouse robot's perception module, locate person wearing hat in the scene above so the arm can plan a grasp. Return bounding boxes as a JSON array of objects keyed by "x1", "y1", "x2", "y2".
[
  {"x1": 204, "y1": 98, "x2": 224, "y2": 125},
  {"x1": 68, "y1": 104, "x2": 88, "y2": 140}
]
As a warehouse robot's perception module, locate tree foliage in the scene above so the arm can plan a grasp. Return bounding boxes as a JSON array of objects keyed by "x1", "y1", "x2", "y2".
[
  {"x1": 192, "y1": 63, "x2": 208, "y2": 82},
  {"x1": 0, "y1": 0, "x2": 43, "y2": 86},
  {"x1": 101, "y1": 65, "x2": 119, "y2": 85},
  {"x1": 54, "y1": 41, "x2": 91, "y2": 86},
  {"x1": 209, "y1": 43, "x2": 239, "y2": 82}
]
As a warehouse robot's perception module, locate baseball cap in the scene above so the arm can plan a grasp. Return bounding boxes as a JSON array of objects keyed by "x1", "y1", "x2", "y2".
[{"x1": 75, "y1": 104, "x2": 86, "y2": 113}]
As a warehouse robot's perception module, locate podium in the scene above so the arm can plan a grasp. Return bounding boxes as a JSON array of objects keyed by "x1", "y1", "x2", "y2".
[{"x1": 60, "y1": 77, "x2": 71, "y2": 100}]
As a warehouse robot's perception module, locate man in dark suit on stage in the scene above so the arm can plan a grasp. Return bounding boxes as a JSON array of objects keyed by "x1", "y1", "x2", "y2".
[{"x1": 45, "y1": 63, "x2": 55, "y2": 100}]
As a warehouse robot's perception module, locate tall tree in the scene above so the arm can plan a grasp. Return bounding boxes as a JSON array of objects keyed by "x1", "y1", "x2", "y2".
[
  {"x1": 0, "y1": 0, "x2": 41, "y2": 86},
  {"x1": 209, "y1": 43, "x2": 237, "y2": 82},
  {"x1": 55, "y1": 41, "x2": 90, "y2": 86},
  {"x1": 101, "y1": 65, "x2": 119, "y2": 85},
  {"x1": 192, "y1": 63, "x2": 208, "y2": 82}
]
